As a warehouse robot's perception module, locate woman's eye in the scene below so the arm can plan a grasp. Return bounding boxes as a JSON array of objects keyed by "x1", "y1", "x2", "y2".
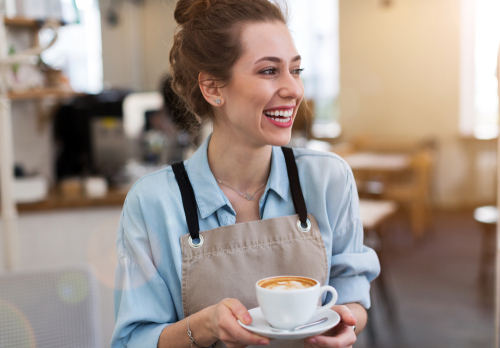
[
  {"x1": 292, "y1": 68, "x2": 304, "y2": 75},
  {"x1": 260, "y1": 68, "x2": 278, "y2": 76}
]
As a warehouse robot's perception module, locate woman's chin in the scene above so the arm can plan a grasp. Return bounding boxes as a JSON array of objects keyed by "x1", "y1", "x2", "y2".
[{"x1": 263, "y1": 129, "x2": 292, "y2": 147}]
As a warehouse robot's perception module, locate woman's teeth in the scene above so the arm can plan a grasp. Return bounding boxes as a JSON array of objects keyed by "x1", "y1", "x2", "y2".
[
  {"x1": 264, "y1": 110, "x2": 293, "y2": 117},
  {"x1": 267, "y1": 116, "x2": 291, "y2": 123}
]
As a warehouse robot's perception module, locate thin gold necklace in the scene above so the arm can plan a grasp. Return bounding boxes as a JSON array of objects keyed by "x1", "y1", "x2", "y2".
[{"x1": 216, "y1": 179, "x2": 266, "y2": 201}]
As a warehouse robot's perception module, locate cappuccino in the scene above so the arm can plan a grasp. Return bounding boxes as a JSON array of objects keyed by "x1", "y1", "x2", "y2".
[
  {"x1": 256, "y1": 276, "x2": 338, "y2": 330},
  {"x1": 258, "y1": 276, "x2": 316, "y2": 290}
]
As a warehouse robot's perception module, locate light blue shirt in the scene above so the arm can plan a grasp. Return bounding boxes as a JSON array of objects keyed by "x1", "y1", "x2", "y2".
[{"x1": 111, "y1": 135, "x2": 380, "y2": 348}]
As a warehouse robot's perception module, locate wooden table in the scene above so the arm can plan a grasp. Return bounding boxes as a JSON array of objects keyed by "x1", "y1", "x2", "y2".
[
  {"x1": 343, "y1": 152, "x2": 412, "y2": 193},
  {"x1": 343, "y1": 152, "x2": 411, "y2": 173},
  {"x1": 359, "y1": 199, "x2": 398, "y2": 231}
]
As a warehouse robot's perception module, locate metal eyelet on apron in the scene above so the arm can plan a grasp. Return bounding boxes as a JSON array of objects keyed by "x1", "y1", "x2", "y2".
[
  {"x1": 296, "y1": 219, "x2": 311, "y2": 233},
  {"x1": 188, "y1": 235, "x2": 204, "y2": 248}
]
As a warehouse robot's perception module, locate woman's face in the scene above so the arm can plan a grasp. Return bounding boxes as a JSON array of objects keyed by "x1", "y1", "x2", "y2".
[{"x1": 217, "y1": 21, "x2": 304, "y2": 148}]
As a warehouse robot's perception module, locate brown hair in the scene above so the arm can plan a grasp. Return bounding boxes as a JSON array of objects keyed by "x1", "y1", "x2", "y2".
[{"x1": 169, "y1": 0, "x2": 287, "y2": 130}]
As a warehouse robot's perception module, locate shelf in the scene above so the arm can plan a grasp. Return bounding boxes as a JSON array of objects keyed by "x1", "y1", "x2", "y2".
[
  {"x1": 8, "y1": 88, "x2": 84, "y2": 100},
  {"x1": 4, "y1": 16, "x2": 65, "y2": 29},
  {"x1": 17, "y1": 188, "x2": 128, "y2": 213}
]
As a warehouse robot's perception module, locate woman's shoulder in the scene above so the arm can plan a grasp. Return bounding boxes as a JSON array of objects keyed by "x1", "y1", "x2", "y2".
[
  {"x1": 292, "y1": 147, "x2": 347, "y2": 161},
  {"x1": 123, "y1": 165, "x2": 179, "y2": 208},
  {"x1": 287, "y1": 147, "x2": 354, "y2": 203},
  {"x1": 291, "y1": 147, "x2": 352, "y2": 179}
]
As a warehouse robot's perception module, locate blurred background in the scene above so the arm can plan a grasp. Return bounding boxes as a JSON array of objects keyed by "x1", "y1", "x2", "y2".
[{"x1": 0, "y1": 0, "x2": 499, "y2": 347}]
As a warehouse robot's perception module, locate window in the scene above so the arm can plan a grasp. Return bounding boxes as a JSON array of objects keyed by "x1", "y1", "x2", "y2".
[
  {"x1": 40, "y1": 0, "x2": 103, "y2": 94},
  {"x1": 460, "y1": 0, "x2": 500, "y2": 139},
  {"x1": 287, "y1": 0, "x2": 341, "y2": 138}
]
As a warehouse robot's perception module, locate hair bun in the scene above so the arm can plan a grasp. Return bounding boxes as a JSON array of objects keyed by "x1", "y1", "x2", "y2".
[{"x1": 174, "y1": 0, "x2": 208, "y2": 25}]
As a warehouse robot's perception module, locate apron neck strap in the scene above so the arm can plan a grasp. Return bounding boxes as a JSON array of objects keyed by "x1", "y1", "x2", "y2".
[
  {"x1": 172, "y1": 162, "x2": 200, "y2": 240},
  {"x1": 281, "y1": 147, "x2": 308, "y2": 227},
  {"x1": 172, "y1": 147, "x2": 308, "y2": 240}
]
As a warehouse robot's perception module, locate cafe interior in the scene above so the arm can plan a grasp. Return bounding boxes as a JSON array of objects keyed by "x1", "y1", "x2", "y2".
[{"x1": 0, "y1": 0, "x2": 499, "y2": 347}]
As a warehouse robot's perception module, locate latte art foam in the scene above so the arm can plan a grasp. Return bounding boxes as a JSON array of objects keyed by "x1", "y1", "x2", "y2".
[
  {"x1": 266, "y1": 280, "x2": 309, "y2": 290},
  {"x1": 258, "y1": 276, "x2": 316, "y2": 290}
]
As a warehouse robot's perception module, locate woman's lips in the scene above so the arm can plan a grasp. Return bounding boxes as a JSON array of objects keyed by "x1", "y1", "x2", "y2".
[{"x1": 263, "y1": 112, "x2": 293, "y2": 128}]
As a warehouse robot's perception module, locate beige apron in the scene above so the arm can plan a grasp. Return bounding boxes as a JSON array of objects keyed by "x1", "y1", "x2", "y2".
[{"x1": 172, "y1": 147, "x2": 330, "y2": 348}]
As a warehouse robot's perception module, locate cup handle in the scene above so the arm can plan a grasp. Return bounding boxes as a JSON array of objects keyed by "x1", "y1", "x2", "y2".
[{"x1": 316, "y1": 285, "x2": 338, "y2": 314}]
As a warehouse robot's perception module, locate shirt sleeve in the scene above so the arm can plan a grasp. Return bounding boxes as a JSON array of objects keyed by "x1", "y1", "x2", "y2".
[
  {"x1": 327, "y1": 163, "x2": 381, "y2": 309},
  {"x1": 111, "y1": 191, "x2": 178, "y2": 348}
]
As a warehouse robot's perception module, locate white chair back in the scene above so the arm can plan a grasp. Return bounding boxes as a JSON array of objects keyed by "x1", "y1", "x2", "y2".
[{"x1": 0, "y1": 266, "x2": 101, "y2": 348}]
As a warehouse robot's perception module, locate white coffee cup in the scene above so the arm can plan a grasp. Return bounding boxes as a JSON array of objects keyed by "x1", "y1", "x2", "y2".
[{"x1": 256, "y1": 276, "x2": 338, "y2": 330}]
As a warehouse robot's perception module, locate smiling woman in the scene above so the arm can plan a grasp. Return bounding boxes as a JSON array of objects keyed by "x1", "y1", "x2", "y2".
[
  {"x1": 111, "y1": 1, "x2": 380, "y2": 348},
  {"x1": 169, "y1": 0, "x2": 298, "y2": 136}
]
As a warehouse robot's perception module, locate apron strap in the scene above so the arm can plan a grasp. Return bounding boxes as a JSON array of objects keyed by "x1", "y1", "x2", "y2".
[
  {"x1": 172, "y1": 162, "x2": 200, "y2": 240},
  {"x1": 172, "y1": 147, "x2": 309, "y2": 238},
  {"x1": 281, "y1": 147, "x2": 308, "y2": 228}
]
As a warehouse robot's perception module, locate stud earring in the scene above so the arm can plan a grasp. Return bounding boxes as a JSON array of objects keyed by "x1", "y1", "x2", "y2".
[{"x1": 215, "y1": 99, "x2": 221, "y2": 104}]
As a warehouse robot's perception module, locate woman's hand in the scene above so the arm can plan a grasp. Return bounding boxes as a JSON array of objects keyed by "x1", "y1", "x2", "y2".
[
  {"x1": 207, "y1": 298, "x2": 270, "y2": 348},
  {"x1": 304, "y1": 305, "x2": 357, "y2": 348}
]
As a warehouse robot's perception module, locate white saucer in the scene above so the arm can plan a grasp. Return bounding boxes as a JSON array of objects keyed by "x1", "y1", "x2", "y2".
[{"x1": 237, "y1": 307, "x2": 340, "y2": 340}]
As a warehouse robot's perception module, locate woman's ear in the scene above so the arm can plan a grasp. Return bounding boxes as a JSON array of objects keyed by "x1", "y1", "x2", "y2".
[{"x1": 199, "y1": 72, "x2": 224, "y2": 106}]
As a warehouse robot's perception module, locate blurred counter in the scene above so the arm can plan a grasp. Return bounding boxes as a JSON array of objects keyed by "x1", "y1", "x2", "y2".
[{"x1": 12, "y1": 188, "x2": 127, "y2": 213}]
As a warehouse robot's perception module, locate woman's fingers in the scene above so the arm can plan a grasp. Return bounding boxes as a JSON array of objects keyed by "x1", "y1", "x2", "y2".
[
  {"x1": 223, "y1": 298, "x2": 253, "y2": 325},
  {"x1": 331, "y1": 305, "x2": 357, "y2": 327},
  {"x1": 219, "y1": 327, "x2": 261, "y2": 348},
  {"x1": 306, "y1": 324, "x2": 356, "y2": 348},
  {"x1": 222, "y1": 313, "x2": 270, "y2": 345},
  {"x1": 219, "y1": 299, "x2": 270, "y2": 345}
]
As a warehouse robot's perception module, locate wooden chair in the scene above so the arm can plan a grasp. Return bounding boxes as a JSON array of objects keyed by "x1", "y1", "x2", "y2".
[
  {"x1": 381, "y1": 149, "x2": 434, "y2": 238},
  {"x1": 335, "y1": 134, "x2": 437, "y2": 238},
  {"x1": 0, "y1": 266, "x2": 102, "y2": 348}
]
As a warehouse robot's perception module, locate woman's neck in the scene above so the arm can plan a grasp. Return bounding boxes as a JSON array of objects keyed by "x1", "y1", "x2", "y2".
[{"x1": 207, "y1": 129, "x2": 272, "y2": 191}]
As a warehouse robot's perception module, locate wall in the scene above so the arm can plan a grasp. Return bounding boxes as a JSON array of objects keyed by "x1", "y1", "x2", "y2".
[
  {"x1": 339, "y1": 0, "x2": 460, "y2": 139},
  {"x1": 338, "y1": 0, "x2": 495, "y2": 208},
  {"x1": 11, "y1": 101, "x2": 54, "y2": 182},
  {"x1": 99, "y1": 0, "x2": 177, "y2": 92}
]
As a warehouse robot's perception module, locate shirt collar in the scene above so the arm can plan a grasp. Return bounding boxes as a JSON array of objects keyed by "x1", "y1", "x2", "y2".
[
  {"x1": 267, "y1": 145, "x2": 289, "y2": 202},
  {"x1": 184, "y1": 134, "x2": 289, "y2": 219}
]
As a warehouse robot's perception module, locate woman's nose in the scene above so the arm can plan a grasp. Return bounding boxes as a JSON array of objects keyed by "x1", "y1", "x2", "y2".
[{"x1": 278, "y1": 71, "x2": 304, "y2": 100}]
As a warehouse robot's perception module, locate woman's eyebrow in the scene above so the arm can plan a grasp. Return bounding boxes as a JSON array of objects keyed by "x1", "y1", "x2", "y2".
[{"x1": 254, "y1": 55, "x2": 302, "y2": 64}]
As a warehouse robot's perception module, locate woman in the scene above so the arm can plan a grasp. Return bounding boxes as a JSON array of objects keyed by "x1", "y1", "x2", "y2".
[{"x1": 111, "y1": 0, "x2": 380, "y2": 347}]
